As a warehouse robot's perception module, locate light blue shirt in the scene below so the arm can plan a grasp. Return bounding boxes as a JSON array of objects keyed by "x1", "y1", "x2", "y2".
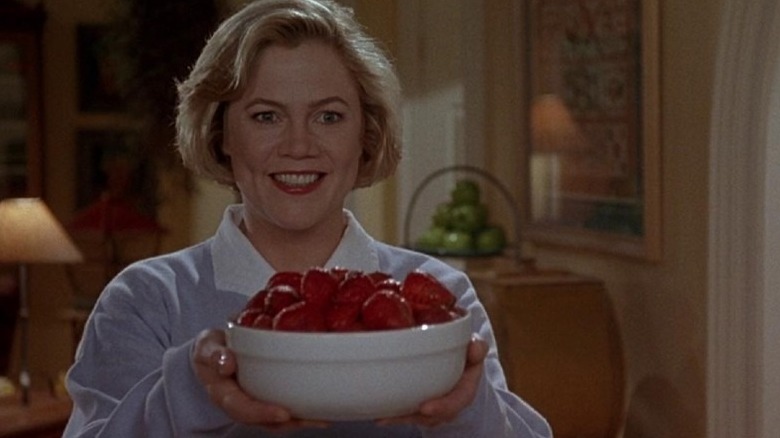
[{"x1": 64, "y1": 205, "x2": 551, "y2": 437}]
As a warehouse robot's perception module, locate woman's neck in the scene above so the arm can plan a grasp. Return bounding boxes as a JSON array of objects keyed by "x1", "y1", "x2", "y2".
[{"x1": 240, "y1": 210, "x2": 347, "y2": 272}]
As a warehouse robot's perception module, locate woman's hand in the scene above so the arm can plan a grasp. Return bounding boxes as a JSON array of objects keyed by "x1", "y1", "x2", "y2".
[
  {"x1": 191, "y1": 329, "x2": 328, "y2": 431},
  {"x1": 377, "y1": 334, "x2": 489, "y2": 429}
]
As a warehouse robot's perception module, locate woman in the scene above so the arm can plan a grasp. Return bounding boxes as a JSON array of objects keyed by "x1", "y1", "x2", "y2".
[{"x1": 64, "y1": 0, "x2": 552, "y2": 436}]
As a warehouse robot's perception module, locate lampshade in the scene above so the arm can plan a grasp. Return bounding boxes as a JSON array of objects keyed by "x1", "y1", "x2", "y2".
[
  {"x1": 0, "y1": 198, "x2": 83, "y2": 264},
  {"x1": 530, "y1": 94, "x2": 589, "y2": 153}
]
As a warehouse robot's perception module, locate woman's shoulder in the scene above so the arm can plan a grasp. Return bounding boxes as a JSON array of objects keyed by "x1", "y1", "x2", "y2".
[{"x1": 112, "y1": 238, "x2": 215, "y2": 286}]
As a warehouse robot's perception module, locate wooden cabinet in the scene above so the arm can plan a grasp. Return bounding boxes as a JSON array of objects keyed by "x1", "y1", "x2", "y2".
[
  {"x1": 0, "y1": 391, "x2": 71, "y2": 438},
  {"x1": 0, "y1": 0, "x2": 45, "y2": 200},
  {"x1": 469, "y1": 261, "x2": 626, "y2": 438}
]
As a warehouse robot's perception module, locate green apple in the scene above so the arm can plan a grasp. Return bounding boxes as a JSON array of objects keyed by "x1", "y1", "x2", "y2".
[
  {"x1": 441, "y1": 230, "x2": 474, "y2": 252},
  {"x1": 451, "y1": 179, "x2": 480, "y2": 205},
  {"x1": 432, "y1": 202, "x2": 455, "y2": 229},
  {"x1": 415, "y1": 226, "x2": 446, "y2": 251},
  {"x1": 450, "y1": 203, "x2": 488, "y2": 233},
  {"x1": 476, "y1": 225, "x2": 507, "y2": 252}
]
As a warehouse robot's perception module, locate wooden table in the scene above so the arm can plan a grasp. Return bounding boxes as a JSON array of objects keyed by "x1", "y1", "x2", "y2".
[
  {"x1": 468, "y1": 262, "x2": 626, "y2": 438},
  {"x1": 0, "y1": 391, "x2": 71, "y2": 438}
]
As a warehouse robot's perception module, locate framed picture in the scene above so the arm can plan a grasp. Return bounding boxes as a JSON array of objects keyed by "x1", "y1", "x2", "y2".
[
  {"x1": 77, "y1": 24, "x2": 126, "y2": 113},
  {"x1": 0, "y1": 3, "x2": 45, "y2": 200},
  {"x1": 524, "y1": 0, "x2": 661, "y2": 261},
  {"x1": 74, "y1": 130, "x2": 156, "y2": 218}
]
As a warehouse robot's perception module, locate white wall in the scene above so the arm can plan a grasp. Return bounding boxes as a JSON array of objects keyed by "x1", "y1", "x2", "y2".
[{"x1": 394, "y1": 0, "x2": 485, "y2": 245}]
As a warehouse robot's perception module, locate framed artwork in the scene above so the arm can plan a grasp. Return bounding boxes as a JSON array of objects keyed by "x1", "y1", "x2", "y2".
[
  {"x1": 524, "y1": 0, "x2": 661, "y2": 261},
  {"x1": 0, "y1": 3, "x2": 45, "y2": 200},
  {"x1": 74, "y1": 130, "x2": 156, "y2": 218},
  {"x1": 76, "y1": 24, "x2": 126, "y2": 113}
]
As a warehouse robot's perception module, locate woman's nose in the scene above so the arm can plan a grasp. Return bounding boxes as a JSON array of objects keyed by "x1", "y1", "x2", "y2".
[{"x1": 279, "y1": 120, "x2": 318, "y2": 157}]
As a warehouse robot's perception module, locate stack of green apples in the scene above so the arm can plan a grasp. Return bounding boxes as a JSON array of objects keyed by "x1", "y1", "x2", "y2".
[{"x1": 415, "y1": 179, "x2": 506, "y2": 254}]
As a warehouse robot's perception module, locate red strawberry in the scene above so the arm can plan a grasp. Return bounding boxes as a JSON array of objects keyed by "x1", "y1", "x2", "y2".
[
  {"x1": 362, "y1": 290, "x2": 414, "y2": 331},
  {"x1": 272, "y1": 301, "x2": 327, "y2": 332},
  {"x1": 236, "y1": 307, "x2": 264, "y2": 327},
  {"x1": 401, "y1": 270, "x2": 456, "y2": 311},
  {"x1": 329, "y1": 266, "x2": 352, "y2": 285},
  {"x1": 245, "y1": 289, "x2": 269, "y2": 312},
  {"x1": 250, "y1": 313, "x2": 273, "y2": 329},
  {"x1": 264, "y1": 284, "x2": 301, "y2": 316},
  {"x1": 267, "y1": 271, "x2": 303, "y2": 294},
  {"x1": 375, "y1": 278, "x2": 401, "y2": 294},
  {"x1": 333, "y1": 272, "x2": 376, "y2": 304},
  {"x1": 367, "y1": 271, "x2": 392, "y2": 285},
  {"x1": 301, "y1": 267, "x2": 339, "y2": 308},
  {"x1": 414, "y1": 305, "x2": 458, "y2": 325},
  {"x1": 326, "y1": 302, "x2": 364, "y2": 332}
]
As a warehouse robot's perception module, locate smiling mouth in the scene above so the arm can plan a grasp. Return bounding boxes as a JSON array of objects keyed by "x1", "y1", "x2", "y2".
[{"x1": 272, "y1": 172, "x2": 324, "y2": 188}]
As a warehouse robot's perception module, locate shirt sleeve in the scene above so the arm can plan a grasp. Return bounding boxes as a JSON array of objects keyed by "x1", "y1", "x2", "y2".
[
  {"x1": 62, "y1": 267, "x2": 234, "y2": 437},
  {"x1": 414, "y1": 260, "x2": 553, "y2": 438}
]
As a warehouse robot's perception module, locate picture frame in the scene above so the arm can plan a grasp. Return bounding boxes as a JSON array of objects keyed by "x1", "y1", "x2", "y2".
[
  {"x1": 74, "y1": 129, "x2": 156, "y2": 218},
  {"x1": 523, "y1": 0, "x2": 661, "y2": 261},
  {"x1": 76, "y1": 24, "x2": 126, "y2": 113},
  {"x1": 0, "y1": 3, "x2": 45, "y2": 200}
]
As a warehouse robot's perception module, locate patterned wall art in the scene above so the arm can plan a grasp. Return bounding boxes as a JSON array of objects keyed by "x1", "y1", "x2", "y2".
[{"x1": 524, "y1": 0, "x2": 662, "y2": 261}]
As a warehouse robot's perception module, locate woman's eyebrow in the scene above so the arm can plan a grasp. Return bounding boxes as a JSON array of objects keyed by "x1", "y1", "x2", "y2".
[{"x1": 309, "y1": 96, "x2": 351, "y2": 109}]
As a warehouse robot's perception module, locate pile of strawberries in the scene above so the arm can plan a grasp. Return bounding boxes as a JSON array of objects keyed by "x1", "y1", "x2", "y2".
[{"x1": 235, "y1": 267, "x2": 464, "y2": 332}]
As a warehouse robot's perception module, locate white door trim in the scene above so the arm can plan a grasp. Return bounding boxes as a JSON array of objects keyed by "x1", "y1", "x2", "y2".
[{"x1": 707, "y1": 0, "x2": 780, "y2": 437}]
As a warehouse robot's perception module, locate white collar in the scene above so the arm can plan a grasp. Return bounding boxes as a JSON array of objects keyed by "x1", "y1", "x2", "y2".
[{"x1": 212, "y1": 205, "x2": 380, "y2": 296}]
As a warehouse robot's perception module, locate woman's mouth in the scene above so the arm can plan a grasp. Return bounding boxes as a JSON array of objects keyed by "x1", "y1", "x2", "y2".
[{"x1": 271, "y1": 172, "x2": 324, "y2": 194}]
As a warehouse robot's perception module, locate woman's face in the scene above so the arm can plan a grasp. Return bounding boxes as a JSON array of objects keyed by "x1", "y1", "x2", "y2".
[{"x1": 223, "y1": 40, "x2": 363, "y2": 234}]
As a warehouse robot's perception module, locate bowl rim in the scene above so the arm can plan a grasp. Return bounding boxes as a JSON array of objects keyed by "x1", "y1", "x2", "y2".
[
  {"x1": 226, "y1": 308, "x2": 473, "y2": 361},
  {"x1": 228, "y1": 306, "x2": 470, "y2": 336}
]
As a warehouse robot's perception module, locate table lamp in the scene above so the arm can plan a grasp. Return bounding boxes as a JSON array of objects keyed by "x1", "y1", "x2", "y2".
[{"x1": 0, "y1": 198, "x2": 83, "y2": 405}]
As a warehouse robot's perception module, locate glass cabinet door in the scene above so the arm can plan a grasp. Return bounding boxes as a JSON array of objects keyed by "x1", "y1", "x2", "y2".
[{"x1": 0, "y1": 1, "x2": 45, "y2": 199}]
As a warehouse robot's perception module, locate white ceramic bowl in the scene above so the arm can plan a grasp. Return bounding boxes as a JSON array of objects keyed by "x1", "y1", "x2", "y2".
[{"x1": 226, "y1": 310, "x2": 472, "y2": 421}]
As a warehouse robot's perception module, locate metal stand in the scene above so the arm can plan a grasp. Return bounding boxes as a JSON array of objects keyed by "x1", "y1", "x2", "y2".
[
  {"x1": 403, "y1": 165, "x2": 524, "y2": 267},
  {"x1": 18, "y1": 263, "x2": 30, "y2": 405}
]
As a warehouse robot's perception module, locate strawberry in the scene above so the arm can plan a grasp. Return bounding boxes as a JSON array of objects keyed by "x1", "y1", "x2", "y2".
[
  {"x1": 301, "y1": 267, "x2": 339, "y2": 308},
  {"x1": 414, "y1": 305, "x2": 459, "y2": 325},
  {"x1": 367, "y1": 271, "x2": 392, "y2": 285},
  {"x1": 264, "y1": 284, "x2": 301, "y2": 316},
  {"x1": 328, "y1": 266, "x2": 352, "y2": 285},
  {"x1": 362, "y1": 290, "x2": 414, "y2": 330},
  {"x1": 236, "y1": 307, "x2": 264, "y2": 327},
  {"x1": 326, "y1": 302, "x2": 364, "y2": 332},
  {"x1": 375, "y1": 278, "x2": 402, "y2": 294},
  {"x1": 250, "y1": 313, "x2": 273, "y2": 329},
  {"x1": 400, "y1": 270, "x2": 456, "y2": 311},
  {"x1": 333, "y1": 272, "x2": 376, "y2": 304},
  {"x1": 267, "y1": 271, "x2": 303, "y2": 294},
  {"x1": 273, "y1": 301, "x2": 327, "y2": 332},
  {"x1": 245, "y1": 289, "x2": 269, "y2": 312}
]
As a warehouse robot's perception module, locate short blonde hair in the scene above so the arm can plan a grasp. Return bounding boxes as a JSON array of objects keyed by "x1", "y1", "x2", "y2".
[{"x1": 175, "y1": 0, "x2": 401, "y2": 189}]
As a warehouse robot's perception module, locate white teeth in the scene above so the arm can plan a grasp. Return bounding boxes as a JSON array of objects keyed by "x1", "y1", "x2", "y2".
[{"x1": 273, "y1": 173, "x2": 320, "y2": 187}]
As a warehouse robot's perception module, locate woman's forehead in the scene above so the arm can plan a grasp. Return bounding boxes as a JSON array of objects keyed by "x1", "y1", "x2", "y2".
[{"x1": 240, "y1": 40, "x2": 360, "y2": 104}]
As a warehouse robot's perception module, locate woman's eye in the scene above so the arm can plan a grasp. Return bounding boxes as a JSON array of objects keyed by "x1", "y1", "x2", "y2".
[
  {"x1": 318, "y1": 111, "x2": 343, "y2": 124},
  {"x1": 253, "y1": 111, "x2": 278, "y2": 123}
]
